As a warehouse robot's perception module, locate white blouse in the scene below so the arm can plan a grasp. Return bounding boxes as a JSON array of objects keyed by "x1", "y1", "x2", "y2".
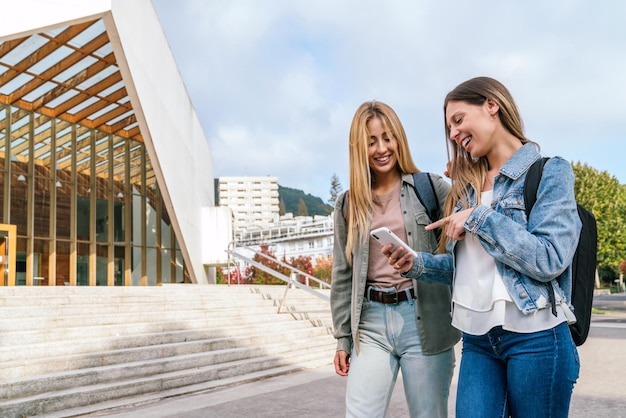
[{"x1": 451, "y1": 190, "x2": 573, "y2": 335}]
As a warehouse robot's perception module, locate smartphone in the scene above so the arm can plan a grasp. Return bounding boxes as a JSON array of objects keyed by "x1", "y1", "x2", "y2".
[{"x1": 370, "y1": 227, "x2": 418, "y2": 258}]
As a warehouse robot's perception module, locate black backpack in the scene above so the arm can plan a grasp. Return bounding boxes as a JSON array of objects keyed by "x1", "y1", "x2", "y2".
[{"x1": 524, "y1": 157, "x2": 598, "y2": 346}]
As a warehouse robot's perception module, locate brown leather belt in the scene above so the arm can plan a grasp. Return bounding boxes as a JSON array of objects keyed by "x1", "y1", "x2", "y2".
[{"x1": 364, "y1": 286, "x2": 415, "y2": 304}]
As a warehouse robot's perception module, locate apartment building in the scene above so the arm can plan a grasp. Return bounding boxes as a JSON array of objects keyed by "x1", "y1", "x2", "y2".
[
  {"x1": 218, "y1": 176, "x2": 280, "y2": 238},
  {"x1": 238, "y1": 213, "x2": 334, "y2": 265}
]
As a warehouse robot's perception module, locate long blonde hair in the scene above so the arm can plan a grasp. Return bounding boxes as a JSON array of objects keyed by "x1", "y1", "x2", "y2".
[
  {"x1": 345, "y1": 101, "x2": 418, "y2": 263},
  {"x1": 438, "y1": 77, "x2": 536, "y2": 252}
]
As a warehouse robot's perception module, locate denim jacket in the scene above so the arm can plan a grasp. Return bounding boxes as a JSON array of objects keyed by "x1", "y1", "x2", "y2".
[
  {"x1": 404, "y1": 143, "x2": 582, "y2": 315},
  {"x1": 330, "y1": 173, "x2": 461, "y2": 355}
]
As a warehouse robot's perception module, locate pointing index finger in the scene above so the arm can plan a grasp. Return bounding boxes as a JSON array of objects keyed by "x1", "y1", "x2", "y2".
[{"x1": 424, "y1": 217, "x2": 446, "y2": 231}]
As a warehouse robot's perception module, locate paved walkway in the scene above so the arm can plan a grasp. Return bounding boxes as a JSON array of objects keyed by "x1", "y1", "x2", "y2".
[{"x1": 84, "y1": 315, "x2": 626, "y2": 417}]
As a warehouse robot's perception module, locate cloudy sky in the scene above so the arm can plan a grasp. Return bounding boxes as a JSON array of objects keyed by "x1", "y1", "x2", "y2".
[{"x1": 151, "y1": 0, "x2": 625, "y2": 202}]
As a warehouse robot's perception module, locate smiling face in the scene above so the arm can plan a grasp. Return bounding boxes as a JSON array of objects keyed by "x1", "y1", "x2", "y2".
[
  {"x1": 445, "y1": 99, "x2": 500, "y2": 159},
  {"x1": 367, "y1": 116, "x2": 399, "y2": 180}
]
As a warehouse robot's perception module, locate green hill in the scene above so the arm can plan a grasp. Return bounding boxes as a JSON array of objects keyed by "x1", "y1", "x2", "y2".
[
  {"x1": 278, "y1": 185, "x2": 333, "y2": 216},
  {"x1": 213, "y1": 179, "x2": 332, "y2": 216}
]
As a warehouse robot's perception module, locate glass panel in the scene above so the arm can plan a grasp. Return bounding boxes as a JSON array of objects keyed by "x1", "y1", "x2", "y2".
[
  {"x1": 0, "y1": 73, "x2": 34, "y2": 95},
  {"x1": 34, "y1": 177, "x2": 51, "y2": 238},
  {"x1": 146, "y1": 247, "x2": 156, "y2": 286},
  {"x1": 96, "y1": 244, "x2": 108, "y2": 286},
  {"x1": 161, "y1": 248, "x2": 172, "y2": 284},
  {"x1": 77, "y1": 242, "x2": 89, "y2": 286},
  {"x1": 68, "y1": 20, "x2": 105, "y2": 49},
  {"x1": 76, "y1": 196, "x2": 91, "y2": 241},
  {"x1": 113, "y1": 201, "x2": 124, "y2": 244},
  {"x1": 16, "y1": 252, "x2": 26, "y2": 286},
  {"x1": 161, "y1": 218, "x2": 171, "y2": 250},
  {"x1": 1, "y1": 34, "x2": 48, "y2": 66},
  {"x1": 33, "y1": 239, "x2": 50, "y2": 286},
  {"x1": 55, "y1": 181, "x2": 71, "y2": 239},
  {"x1": 95, "y1": 197, "x2": 108, "y2": 242},
  {"x1": 146, "y1": 195, "x2": 157, "y2": 248},
  {"x1": 10, "y1": 170, "x2": 27, "y2": 236},
  {"x1": 114, "y1": 245, "x2": 124, "y2": 286},
  {"x1": 75, "y1": 131, "x2": 91, "y2": 182},
  {"x1": 175, "y1": 249, "x2": 185, "y2": 284},
  {"x1": 56, "y1": 240, "x2": 70, "y2": 286},
  {"x1": 22, "y1": 82, "x2": 57, "y2": 102},
  {"x1": 28, "y1": 46, "x2": 73, "y2": 75},
  {"x1": 131, "y1": 193, "x2": 142, "y2": 246},
  {"x1": 131, "y1": 245, "x2": 142, "y2": 286},
  {"x1": 54, "y1": 56, "x2": 97, "y2": 83}
]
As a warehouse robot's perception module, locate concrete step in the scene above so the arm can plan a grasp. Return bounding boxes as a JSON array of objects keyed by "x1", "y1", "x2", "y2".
[
  {"x1": 0, "y1": 285, "x2": 335, "y2": 418},
  {"x1": 0, "y1": 310, "x2": 307, "y2": 346},
  {"x1": 1, "y1": 297, "x2": 295, "y2": 318},
  {"x1": 31, "y1": 358, "x2": 332, "y2": 418},
  {"x1": 0, "y1": 333, "x2": 335, "y2": 399},
  {"x1": 0, "y1": 320, "x2": 329, "y2": 364},
  {"x1": 0, "y1": 327, "x2": 333, "y2": 380},
  {"x1": 1, "y1": 345, "x2": 335, "y2": 417}
]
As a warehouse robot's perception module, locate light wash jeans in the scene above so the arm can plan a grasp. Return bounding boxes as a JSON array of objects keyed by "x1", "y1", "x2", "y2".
[
  {"x1": 345, "y1": 292, "x2": 455, "y2": 418},
  {"x1": 456, "y1": 322, "x2": 580, "y2": 418}
]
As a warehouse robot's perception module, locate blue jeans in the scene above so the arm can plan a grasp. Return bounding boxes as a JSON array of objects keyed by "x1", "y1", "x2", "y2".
[
  {"x1": 456, "y1": 322, "x2": 580, "y2": 418},
  {"x1": 346, "y1": 295, "x2": 455, "y2": 418}
]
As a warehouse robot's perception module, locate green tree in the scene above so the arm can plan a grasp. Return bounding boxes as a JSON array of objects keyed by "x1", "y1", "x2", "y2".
[
  {"x1": 328, "y1": 173, "x2": 343, "y2": 207},
  {"x1": 572, "y1": 162, "x2": 626, "y2": 283},
  {"x1": 297, "y1": 198, "x2": 309, "y2": 216},
  {"x1": 278, "y1": 185, "x2": 332, "y2": 216},
  {"x1": 279, "y1": 198, "x2": 286, "y2": 216}
]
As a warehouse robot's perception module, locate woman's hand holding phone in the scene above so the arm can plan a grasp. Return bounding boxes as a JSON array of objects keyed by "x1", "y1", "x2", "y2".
[{"x1": 370, "y1": 227, "x2": 416, "y2": 273}]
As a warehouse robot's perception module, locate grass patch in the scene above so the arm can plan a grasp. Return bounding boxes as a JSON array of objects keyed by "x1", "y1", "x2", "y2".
[{"x1": 592, "y1": 308, "x2": 610, "y2": 315}]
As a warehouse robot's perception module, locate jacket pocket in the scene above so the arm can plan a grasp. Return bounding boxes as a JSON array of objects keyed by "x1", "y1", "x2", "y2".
[
  {"x1": 413, "y1": 212, "x2": 438, "y2": 252},
  {"x1": 498, "y1": 192, "x2": 526, "y2": 225}
]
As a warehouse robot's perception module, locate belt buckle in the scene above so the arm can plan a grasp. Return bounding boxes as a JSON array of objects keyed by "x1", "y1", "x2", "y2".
[{"x1": 392, "y1": 289, "x2": 399, "y2": 304}]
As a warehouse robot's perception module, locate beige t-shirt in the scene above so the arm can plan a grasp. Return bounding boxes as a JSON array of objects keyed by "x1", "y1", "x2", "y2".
[{"x1": 367, "y1": 184, "x2": 412, "y2": 291}]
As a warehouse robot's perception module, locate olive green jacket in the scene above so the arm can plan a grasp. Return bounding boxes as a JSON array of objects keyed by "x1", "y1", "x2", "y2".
[{"x1": 330, "y1": 172, "x2": 461, "y2": 355}]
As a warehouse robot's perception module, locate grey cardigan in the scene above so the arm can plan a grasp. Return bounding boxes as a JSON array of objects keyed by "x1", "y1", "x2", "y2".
[{"x1": 330, "y1": 172, "x2": 461, "y2": 355}]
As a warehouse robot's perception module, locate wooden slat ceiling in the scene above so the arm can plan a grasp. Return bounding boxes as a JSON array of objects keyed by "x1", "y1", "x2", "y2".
[{"x1": 0, "y1": 19, "x2": 154, "y2": 185}]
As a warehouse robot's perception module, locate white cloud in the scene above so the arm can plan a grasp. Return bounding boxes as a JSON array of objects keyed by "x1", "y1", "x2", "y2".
[{"x1": 153, "y1": 0, "x2": 626, "y2": 199}]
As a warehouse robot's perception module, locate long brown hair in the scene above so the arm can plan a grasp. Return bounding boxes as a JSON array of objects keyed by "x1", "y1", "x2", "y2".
[
  {"x1": 439, "y1": 77, "x2": 537, "y2": 252},
  {"x1": 345, "y1": 101, "x2": 418, "y2": 263}
]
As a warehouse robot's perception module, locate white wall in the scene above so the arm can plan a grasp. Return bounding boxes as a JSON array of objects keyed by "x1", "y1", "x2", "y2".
[{"x1": 107, "y1": 0, "x2": 215, "y2": 283}]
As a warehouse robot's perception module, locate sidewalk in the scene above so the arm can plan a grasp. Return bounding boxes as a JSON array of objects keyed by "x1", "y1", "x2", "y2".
[{"x1": 84, "y1": 316, "x2": 626, "y2": 418}]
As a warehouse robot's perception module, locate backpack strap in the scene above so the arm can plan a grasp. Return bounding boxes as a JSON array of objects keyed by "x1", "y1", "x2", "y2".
[
  {"x1": 411, "y1": 172, "x2": 440, "y2": 223},
  {"x1": 342, "y1": 173, "x2": 441, "y2": 232},
  {"x1": 410, "y1": 172, "x2": 442, "y2": 241},
  {"x1": 523, "y1": 156, "x2": 557, "y2": 316},
  {"x1": 524, "y1": 157, "x2": 549, "y2": 217}
]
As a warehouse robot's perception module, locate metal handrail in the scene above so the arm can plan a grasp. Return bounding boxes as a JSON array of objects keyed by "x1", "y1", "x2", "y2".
[
  {"x1": 226, "y1": 244, "x2": 330, "y2": 315},
  {"x1": 237, "y1": 244, "x2": 331, "y2": 290}
]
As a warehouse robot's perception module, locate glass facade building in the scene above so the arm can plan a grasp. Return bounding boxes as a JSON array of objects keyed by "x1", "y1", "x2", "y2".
[
  {"x1": 0, "y1": 2, "x2": 214, "y2": 285},
  {"x1": 0, "y1": 104, "x2": 188, "y2": 286}
]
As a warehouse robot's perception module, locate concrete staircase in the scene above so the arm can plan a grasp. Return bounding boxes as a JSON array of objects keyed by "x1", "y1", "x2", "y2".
[{"x1": 0, "y1": 284, "x2": 334, "y2": 417}]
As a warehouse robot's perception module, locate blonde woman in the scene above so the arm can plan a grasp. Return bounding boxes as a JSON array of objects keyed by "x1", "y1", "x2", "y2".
[{"x1": 331, "y1": 101, "x2": 460, "y2": 418}]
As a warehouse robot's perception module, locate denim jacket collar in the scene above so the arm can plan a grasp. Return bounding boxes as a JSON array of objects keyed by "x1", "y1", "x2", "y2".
[{"x1": 498, "y1": 142, "x2": 541, "y2": 181}]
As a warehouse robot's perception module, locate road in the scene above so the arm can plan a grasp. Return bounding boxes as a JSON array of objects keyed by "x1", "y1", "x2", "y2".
[{"x1": 593, "y1": 293, "x2": 626, "y2": 313}]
